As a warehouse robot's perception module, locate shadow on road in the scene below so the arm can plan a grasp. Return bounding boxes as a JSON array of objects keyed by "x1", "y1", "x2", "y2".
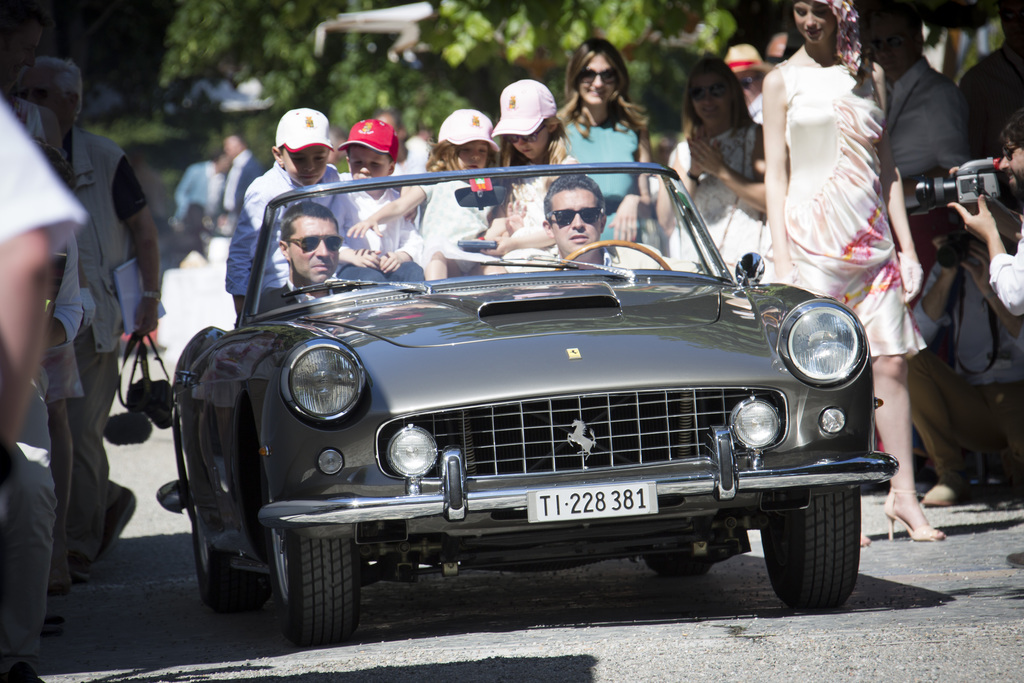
[{"x1": 43, "y1": 533, "x2": 956, "y2": 680}]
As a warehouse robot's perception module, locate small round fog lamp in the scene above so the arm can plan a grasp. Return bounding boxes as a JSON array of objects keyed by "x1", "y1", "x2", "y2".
[
  {"x1": 317, "y1": 448, "x2": 344, "y2": 475},
  {"x1": 731, "y1": 398, "x2": 780, "y2": 449},
  {"x1": 387, "y1": 425, "x2": 437, "y2": 478},
  {"x1": 819, "y1": 407, "x2": 846, "y2": 435}
]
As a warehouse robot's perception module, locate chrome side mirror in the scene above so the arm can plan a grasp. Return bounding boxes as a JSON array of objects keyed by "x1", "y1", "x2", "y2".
[{"x1": 735, "y1": 252, "x2": 765, "y2": 286}]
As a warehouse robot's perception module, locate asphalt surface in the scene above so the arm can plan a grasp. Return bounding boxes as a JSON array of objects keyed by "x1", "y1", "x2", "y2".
[{"x1": 39, "y1": 417, "x2": 1024, "y2": 682}]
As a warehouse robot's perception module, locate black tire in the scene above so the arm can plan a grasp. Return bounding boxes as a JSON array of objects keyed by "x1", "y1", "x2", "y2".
[
  {"x1": 191, "y1": 514, "x2": 270, "y2": 613},
  {"x1": 643, "y1": 553, "x2": 714, "y2": 577},
  {"x1": 761, "y1": 488, "x2": 861, "y2": 609},
  {"x1": 267, "y1": 529, "x2": 360, "y2": 646}
]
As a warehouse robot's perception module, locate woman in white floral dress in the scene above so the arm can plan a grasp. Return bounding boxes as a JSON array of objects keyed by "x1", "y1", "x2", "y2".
[{"x1": 660, "y1": 57, "x2": 772, "y2": 277}]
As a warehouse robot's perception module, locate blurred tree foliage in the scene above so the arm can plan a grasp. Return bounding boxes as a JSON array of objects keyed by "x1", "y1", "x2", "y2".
[{"x1": 42, "y1": 0, "x2": 1005, "y2": 198}]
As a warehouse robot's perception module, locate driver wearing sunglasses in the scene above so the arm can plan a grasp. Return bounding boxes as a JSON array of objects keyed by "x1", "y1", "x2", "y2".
[
  {"x1": 544, "y1": 174, "x2": 676, "y2": 269},
  {"x1": 260, "y1": 201, "x2": 342, "y2": 312}
]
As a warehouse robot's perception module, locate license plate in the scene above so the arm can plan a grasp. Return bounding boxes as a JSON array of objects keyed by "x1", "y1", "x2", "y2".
[{"x1": 527, "y1": 482, "x2": 658, "y2": 523}]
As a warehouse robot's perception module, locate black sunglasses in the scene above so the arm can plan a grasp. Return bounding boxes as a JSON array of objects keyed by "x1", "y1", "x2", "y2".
[
  {"x1": 289, "y1": 235, "x2": 343, "y2": 252},
  {"x1": 868, "y1": 35, "x2": 905, "y2": 51},
  {"x1": 580, "y1": 68, "x2": 618, "y2": 85},
  {"x1": 505, "y1": 124, "x2": 544, "y2": 145},
  {"x1": 549, "y1": 207, "x2": 603, "y2": 227},
  {"x1": 690, "y1": 82, "x2": 727, "y2": 102},
  {"x1": 1004, "y1": 144, "x2": 1019, "y2": 160}
]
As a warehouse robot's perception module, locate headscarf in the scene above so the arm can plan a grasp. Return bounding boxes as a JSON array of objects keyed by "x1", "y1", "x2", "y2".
[{"x1": 814, "y1": 0, "x2": 861, "y2": 73}]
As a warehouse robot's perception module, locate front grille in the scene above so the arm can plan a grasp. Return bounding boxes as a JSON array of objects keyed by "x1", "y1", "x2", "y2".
[{"x1": 377, "y1": 388, "x2": 785, "y2": 478}]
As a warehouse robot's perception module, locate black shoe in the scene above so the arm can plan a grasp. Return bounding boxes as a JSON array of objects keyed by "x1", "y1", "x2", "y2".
[
  {"x1": 1008, "y1": 552, "x2": 1024, "y2": 568},
  {"x1": 6, "y1": 661, "x2": 44, "y2": 683},
  {"x1": 67, "y1": 550, "x2": 91, "y2": 584},
  {"x1": 95, "y1": 486, "x2": 136, "y2": 563}
]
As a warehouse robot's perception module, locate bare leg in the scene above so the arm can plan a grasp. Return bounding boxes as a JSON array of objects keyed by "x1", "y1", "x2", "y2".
[
  {"x1": 873, "y1": 355, "x2": 945, "y2": 540},
  {"x1": 425, "y1": 253, "x2": 449, "y2": 280}
]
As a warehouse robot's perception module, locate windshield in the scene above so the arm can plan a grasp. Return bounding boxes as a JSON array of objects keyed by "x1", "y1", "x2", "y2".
[{"x1": 244, "y1": 163, "x2": 729, "y2": 318}]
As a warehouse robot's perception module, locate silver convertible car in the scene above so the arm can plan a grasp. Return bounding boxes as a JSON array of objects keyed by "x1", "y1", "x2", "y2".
[{"x1": 161, "y1": 163, "x2": 896, "y2": 646}]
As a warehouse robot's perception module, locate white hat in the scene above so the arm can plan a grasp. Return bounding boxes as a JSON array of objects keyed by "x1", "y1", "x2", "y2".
[
  {"x1": 275, "y1": 108, "x2": 332, "y2": 152},
  {"x1": 438, "y1": 109, "x2": 499, "y2": 151},
  {"x1": 492, "y1": 80, "x2": 557, "y2": 137}
]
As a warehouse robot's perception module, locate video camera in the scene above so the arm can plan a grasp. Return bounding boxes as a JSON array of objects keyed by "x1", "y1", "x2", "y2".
[{"x1": 915, "y1": 158, "x2": 1002, "y2": 213}]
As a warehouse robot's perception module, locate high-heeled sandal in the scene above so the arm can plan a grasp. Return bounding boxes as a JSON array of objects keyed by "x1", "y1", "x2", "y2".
[{"x1": 884, "y1": 488, "x2": 946, "y2": 542}]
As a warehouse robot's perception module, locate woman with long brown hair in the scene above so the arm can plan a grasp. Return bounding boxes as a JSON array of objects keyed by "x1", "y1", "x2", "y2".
[{"x1": 560, "y1": 38, "x2": 651, "y2": 241}]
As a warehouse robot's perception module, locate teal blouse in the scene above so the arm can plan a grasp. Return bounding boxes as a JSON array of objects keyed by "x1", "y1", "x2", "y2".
[{"x1": 565, "y1": 118, "x2": 641, "y2": 239}]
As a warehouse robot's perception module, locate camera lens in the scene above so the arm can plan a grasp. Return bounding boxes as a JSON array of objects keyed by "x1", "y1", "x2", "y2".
[{"x1": 936, "y1": 244, "x2": 959, "y2": 269}]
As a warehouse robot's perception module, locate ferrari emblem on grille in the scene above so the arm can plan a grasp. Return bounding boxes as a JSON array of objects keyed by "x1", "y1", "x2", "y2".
[
  {"x1": 566, "y1": 348, "x2": 581, "y2": 360},
  {"x1": 568, "y1": 419, "x2": 597, "y2": 457}
]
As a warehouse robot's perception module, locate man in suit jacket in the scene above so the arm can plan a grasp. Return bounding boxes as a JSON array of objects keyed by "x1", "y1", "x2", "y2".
[
  {"x1": 221, "y1": 134, "x2": 263, "y2": 233},
  {"x1": 866, "y1": 4, "x2": 970, "y2": 280},
  {"x1": 257, "y1": 201, "x2": 342, "y2": 314}
]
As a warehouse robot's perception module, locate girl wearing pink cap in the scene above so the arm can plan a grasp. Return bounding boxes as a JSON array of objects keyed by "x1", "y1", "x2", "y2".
[
  {"x1": 763, "y1": 0, "x2": 941, "y2": 543},
  {"x1": 484, "y1": 79, "x2": 577, "y2": 262},
  {"x1": 347, "y1": 109, "x2": 500, "y2": 280}
]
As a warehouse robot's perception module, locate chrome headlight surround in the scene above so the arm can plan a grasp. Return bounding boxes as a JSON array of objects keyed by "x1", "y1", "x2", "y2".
[
  {"x1": 281, "y1": 339, "x2": 365, "y2": 421},
  {"x1": 387, "y1": 425, "x2": 438, "y2": 478},
  {"x1": 778, "y1": 301, "x2": 867, "y2": 387},
  {"x1": 730, "y1": 397, "x2": 781, "y2": 449}
]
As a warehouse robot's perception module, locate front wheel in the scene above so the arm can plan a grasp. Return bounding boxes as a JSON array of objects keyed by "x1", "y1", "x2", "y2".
[
  {"x1": 761, "y1": 488, "x2": 861, "y2": 608},
  {"x1": 267, "y1": 529, "x2": 360, "y2": 646},
  {"x1": 191, "y1": 513, "x2": 270, "y2": 613}
]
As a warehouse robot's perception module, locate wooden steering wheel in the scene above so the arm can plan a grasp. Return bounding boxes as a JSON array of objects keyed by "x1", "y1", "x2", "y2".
[{"x1": 564, "y1": 239, "x2": 673, "y2": 271}]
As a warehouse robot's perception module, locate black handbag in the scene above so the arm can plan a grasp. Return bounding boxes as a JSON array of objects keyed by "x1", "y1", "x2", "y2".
[{"x1": 118, "y1": 333, "x2": 173, "y2": 429}]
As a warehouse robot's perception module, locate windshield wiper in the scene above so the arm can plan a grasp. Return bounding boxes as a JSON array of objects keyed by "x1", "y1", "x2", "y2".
[
  {"x1": 284, "y1": 278, "x2": 429, "y2": 298},
  {"x1": 491, "y1": 256, "x2": 635, "y2": 280}
]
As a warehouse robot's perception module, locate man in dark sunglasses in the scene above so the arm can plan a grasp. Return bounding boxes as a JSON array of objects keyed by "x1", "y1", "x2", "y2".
[
  {"x1": 543, "y1": 174, "x2": 675, "y2": 269},
  {"x1": 959, "y1": 0, "x2": 1024, "y2": 160},
  {"x1": 259, "y1": 201, "x2": 342, "y2": 312}
]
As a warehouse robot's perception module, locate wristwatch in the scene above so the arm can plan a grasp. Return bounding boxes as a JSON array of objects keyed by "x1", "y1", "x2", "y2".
[{"x1": 142, "y1": 290, "x2": 161, "y2": 300}]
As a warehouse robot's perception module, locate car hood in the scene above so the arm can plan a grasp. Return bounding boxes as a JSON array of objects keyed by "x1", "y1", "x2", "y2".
[{"x1": 301, "y1": 280, "x2": 733, "y2": 348}]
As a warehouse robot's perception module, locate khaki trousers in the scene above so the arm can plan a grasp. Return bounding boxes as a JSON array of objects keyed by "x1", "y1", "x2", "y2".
[
  {"x1": 65, "y1": 334, "x2": 121, "y2": 561},
  {"x1": 908, "y1": 349, "x2": 1024, "y2": 479}
]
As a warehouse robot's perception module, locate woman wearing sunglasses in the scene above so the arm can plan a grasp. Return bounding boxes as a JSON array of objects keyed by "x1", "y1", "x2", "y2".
[
  {"x1": 559, "y1": 37, "x2": 652, "y2": 242},
  {"x1": 659, "y1": 57, "x2": 770, "y2": 275},
  {"x1": 763, "y1": 0, "x2": 942, "y2": 544}
]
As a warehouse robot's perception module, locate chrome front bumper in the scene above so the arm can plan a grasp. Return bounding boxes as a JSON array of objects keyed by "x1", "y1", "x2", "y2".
[{"x1": 259, "y1": 442, "x2": 897, "y2": 530}]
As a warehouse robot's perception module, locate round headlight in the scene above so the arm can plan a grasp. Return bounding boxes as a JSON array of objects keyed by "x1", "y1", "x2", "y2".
[
  {"x1": 731, "y1": 398, "x2": 780, "y2": 449},
  {"x1": 784, "y1": 304, "x2": 863, "y2": 384},
  {"x1": 387, "y1": 426, "x2": 438, "y2": 478},
  {"x1": 282, "y1": 341, "x2": 364, "y2": 420}
]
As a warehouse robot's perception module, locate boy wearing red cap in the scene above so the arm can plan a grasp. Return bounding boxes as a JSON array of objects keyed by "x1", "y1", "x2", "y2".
[
  {"x1": 336, "y1": 118, "x2": 424, "y2": 281},
  {"x1": 225, "y1": 108, "x2": 358, "y2": 315}
]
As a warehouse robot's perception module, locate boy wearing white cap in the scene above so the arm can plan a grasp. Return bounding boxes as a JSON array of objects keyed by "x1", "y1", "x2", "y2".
[{"x1": 225, "y1": 108, "x2": 358, "y2": 315}]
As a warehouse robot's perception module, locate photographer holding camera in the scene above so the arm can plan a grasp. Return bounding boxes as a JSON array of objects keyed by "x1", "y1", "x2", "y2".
[
  {"x1": 908, "y1": 231, "x2": 1024, "y2": 506},
  {"x1": 949, "y1": 107, "x2": 1024, "y2": 316}
]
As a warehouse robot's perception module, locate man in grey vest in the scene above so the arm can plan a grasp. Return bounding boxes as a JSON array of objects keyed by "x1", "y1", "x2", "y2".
[{"x1": 20, "y1": 56, "x2": 161, "y2": 583}]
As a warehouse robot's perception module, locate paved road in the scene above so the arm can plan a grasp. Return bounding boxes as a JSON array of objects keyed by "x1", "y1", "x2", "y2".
[{"x1": 40, "y1": 419, "x2": 1024, "y2": 682}]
